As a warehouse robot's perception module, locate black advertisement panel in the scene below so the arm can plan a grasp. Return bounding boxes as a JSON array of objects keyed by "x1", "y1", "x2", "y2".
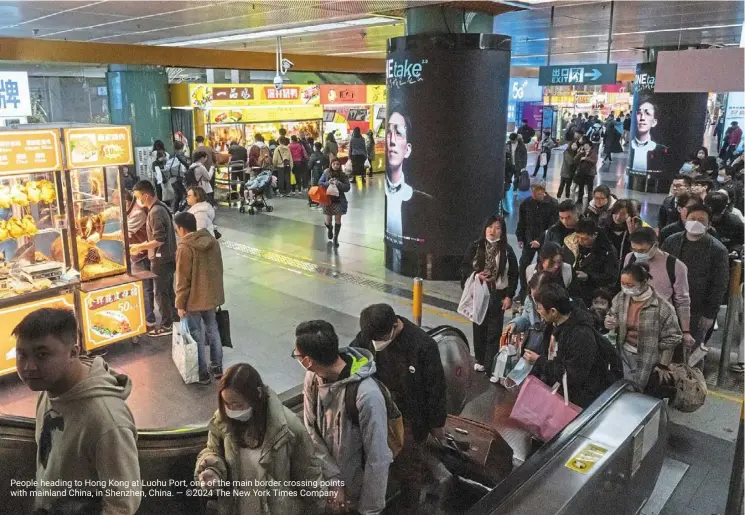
[
  {"x1": 628, "y1": 62, "x2": 708, "y2": 179},
  {"x1": 385, "y1": 34, "x2": 510, "y2": 267}
]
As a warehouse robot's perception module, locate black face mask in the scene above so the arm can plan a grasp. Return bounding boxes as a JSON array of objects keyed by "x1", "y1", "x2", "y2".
[{"x1": 612, "y1": 221, "x2": 626, "y2": 231}]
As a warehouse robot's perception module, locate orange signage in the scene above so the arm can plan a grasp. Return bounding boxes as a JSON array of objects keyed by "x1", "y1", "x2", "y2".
[
  {"x1": 63, "y1": 126, "x2": 133, "y2": 169},
  {"x1": 0, "y1": 129, "x2": 62, "y2": 175},
  {"x1": 80, "y1": 281, "x2": 145, "y2": 350},
  {"x1": 0, "y1": 293, "x2": 76, "y2": 377},
  {"x1": 321, "y1": 85, "x2": 368, "y2": 105}
]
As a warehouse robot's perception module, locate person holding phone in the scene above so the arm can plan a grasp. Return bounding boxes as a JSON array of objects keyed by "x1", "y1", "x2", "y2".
[{"x1": 603, "y1": 200, "x2": 645, "y2": 266}]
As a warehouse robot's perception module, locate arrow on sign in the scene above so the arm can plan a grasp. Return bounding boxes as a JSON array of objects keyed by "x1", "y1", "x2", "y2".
[{"x1": 587, "y1": 68, "x2": 603, "y2": 81}]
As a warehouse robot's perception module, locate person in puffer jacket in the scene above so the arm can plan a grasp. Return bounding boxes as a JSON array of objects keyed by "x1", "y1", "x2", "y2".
[
  {"x1": 187, "y1": 186, "x2": 215, "y2": 236},
  {"x1": 297, "y1": 321, "x2": 392, "y2": 515}
]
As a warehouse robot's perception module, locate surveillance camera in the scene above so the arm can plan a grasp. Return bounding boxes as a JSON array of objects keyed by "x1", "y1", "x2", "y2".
[
  {"x1": 32, "y1": 28, "x2": 39, "y2": 36},
  {"x1": 281, "y1": 58, "x2": 294, "y2": 73},
  {"x1": 273, "y1": 75, "x2": 283, "y2": 90}
]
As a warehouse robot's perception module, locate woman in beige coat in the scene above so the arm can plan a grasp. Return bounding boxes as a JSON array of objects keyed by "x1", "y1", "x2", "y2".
[{"x1": 195, "y1": 363, "x2": 325, "y2": 515}]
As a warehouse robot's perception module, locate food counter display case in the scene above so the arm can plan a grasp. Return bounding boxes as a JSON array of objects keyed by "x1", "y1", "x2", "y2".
[{"x1": 0, "y1": 124, "x2": 149, "y2": 377}]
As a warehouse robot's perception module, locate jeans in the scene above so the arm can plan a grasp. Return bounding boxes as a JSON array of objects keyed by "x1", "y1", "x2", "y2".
[
  {"x1": 152, "y1": 260, "x2": 177, "y2": 328},
  {"x1": 185, "y1": 310, "x2": 223, "y2": 377},
  {"x1": 133, "y1": 258, "x2": 156, "y2": 326}
]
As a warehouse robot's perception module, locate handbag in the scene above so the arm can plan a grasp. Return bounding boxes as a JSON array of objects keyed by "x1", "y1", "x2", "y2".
[
  {"x1": 308, "y1": 185, "x2": 329, "y2": 205},
  {"x1": 457, "y1": 273, "x2": 490, "y2": 325},
  {"x1": 326, "y1": 182, "x2": 340, "y2": 197},
  {"x1": 539, "y1": 152, "x2": 548, "y2": 167},
  {"x1": 172, "y1": 320, "x2": 200, "y2": 384},
  {"x1": 215, "y1": 307, "x2": 232, "y2": 348},
  {"x1": 509, "y1": 373, "x2": 582, "y2": 442}
]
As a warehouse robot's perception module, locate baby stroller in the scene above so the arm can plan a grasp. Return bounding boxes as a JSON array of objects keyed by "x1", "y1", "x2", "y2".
[{"x1": 240, "y1": 169, "x2": 276, "y2": 215}]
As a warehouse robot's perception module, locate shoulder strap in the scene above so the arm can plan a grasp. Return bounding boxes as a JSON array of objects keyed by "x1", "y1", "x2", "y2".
[
  {"x1": 345, "y1": 380, "x2": 362, "y2": 426},
  {"x1": 666, "y1": 254, "x2": 677, "y2": 288}
]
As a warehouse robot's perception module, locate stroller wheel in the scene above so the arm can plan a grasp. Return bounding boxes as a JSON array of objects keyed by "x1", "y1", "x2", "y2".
[
  {"x1": 248, "y1": 208, "x2": 256, "y2": 215},
  {"x1": 239, "y1": 206, "x2": 245, "y2": 214},
  {"x1": 266, "y1": 205, "x2": 274, "y2": 212}
]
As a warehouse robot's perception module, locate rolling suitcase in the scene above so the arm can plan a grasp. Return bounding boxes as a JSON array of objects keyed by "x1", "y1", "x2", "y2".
[{"x1": 430, "y1": 414, "x2": 513, "y2": 487}]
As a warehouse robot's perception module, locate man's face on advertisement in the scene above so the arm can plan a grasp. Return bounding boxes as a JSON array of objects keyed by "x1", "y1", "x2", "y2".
[
  {"x1": 386, "y1": 112, "x2": 411, "y2": 172},
  {"x1": 635, "y1": 102, "x2": 657, "y2": 138}
]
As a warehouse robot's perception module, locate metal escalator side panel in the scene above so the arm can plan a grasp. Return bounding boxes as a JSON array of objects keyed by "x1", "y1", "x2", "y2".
[{"x1": 428, "y1": 325, "x2": 473, "y2": 415}]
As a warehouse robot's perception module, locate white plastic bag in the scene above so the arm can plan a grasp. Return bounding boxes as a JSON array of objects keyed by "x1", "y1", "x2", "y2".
[
  {"x1": 539, "y1": 152, "x2": 548, "y2": 167},
  {"x1": 458, "y1": 273, "x2": 490, "y2": 325},
  {"x1": 172, "y1": 320, "x2": 200, "y2": 384},
  {"x1": 326, "y1": 182, "x2": 340, "y2": 197}
]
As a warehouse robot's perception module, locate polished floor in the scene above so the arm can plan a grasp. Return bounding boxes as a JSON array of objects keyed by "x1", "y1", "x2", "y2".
[{"x1": 0, "y1": 148, "x2": 741, "y2": 514}]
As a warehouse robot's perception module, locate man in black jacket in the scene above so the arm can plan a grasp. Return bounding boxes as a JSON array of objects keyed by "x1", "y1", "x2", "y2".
[
  {"x1": 523, "y1": 284, "x2": 610, "y2": 408},
  {"x1": 516, "y1": 182, "x2": 558, "y2": 301},
  {"x1": 517, "y1": 119, "x2": 535, "y2": 146},
  {"x1": 505, "y1": 133, "x2": 528, "y2": 193},
  {"x1": 705, "y1": 191, "x2": 744, "y2": 254},
  {"x1": 352, "y1": 303, "x2": 447, "y2": 512},
  {"x1": 659, "y1": 193, "x2": 720, "y2": 244},
  {"x1": 658, "y1": 175, "x2": 691, "y2": 229},
  {"x1": 562, "y1": 219, "x2": 619, "y2": 306},
  {"x1": 544, "y1": 199, "x2": 581, "y2": 246},
  {"x1": 662, "y1": 204, "x2": 730, "y2": 344}
]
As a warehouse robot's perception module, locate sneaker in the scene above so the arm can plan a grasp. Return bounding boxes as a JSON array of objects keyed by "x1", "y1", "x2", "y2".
[
  {"x1": 730, "y1": 363, "x2": 745, "y2": 373},
  {"x1": 148, "y1": 326, "x2": 173, "y2": 337},
  {"x1": 197, "y1": 374, "x2": 211, "y2": 385},
  {"x1": 211, "y1": 365, "x2": 224, "y2": 379},
  {"x1": 489, "y1": 375, "x2": 499, "y2": 384},
  {"x1": 474, "y1": 363, "x2": 485, "y2": 372}
]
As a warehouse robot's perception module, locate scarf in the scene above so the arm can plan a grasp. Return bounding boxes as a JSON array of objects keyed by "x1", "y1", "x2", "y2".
[
  {"x1": 484, "y1": 240, "x2": 500, "y2": 279},
  {"x1": 632, "y1": 286, "x2": 654, "y2": 303}
]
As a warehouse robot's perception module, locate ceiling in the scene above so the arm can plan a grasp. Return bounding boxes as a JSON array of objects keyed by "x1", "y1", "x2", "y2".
[{"x1": 0, "y1": 1, "x2": 741, "y2": 71}]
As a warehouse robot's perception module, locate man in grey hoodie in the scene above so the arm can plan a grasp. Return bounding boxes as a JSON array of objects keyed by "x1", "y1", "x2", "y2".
[
  {"x1": 14, "y1": 308, "x2": 141, "y2": 514},
  {"x1": 296, "y1": 320, "x2": 392, "y2": 515}
]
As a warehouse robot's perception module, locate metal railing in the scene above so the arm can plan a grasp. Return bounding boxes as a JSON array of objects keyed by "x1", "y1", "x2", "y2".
[{"x1": 717, "y1": 259, "x2": 742, "y2": 387}]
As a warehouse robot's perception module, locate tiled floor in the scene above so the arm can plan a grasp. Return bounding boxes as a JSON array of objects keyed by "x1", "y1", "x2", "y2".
[{"x1": 0, "y1": 148, "x2": 741, "y2": 514}]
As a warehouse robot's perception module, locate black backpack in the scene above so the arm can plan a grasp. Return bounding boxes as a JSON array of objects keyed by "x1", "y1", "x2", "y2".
[
  {"x1": 184, "y1": 166, "x2": 198, "y2": 188},
  {"x1": 581, "y1": 321, "x2": 623, "y2": 383}
]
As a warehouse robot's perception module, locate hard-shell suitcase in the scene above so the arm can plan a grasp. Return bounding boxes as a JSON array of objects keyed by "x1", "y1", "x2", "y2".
[{"x1": 430, "y1": 414, "x2": 513, "y2": 487}]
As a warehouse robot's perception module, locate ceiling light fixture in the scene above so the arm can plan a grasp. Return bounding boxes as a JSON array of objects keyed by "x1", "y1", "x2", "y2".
[
  {"x1": 525, "y1": 23, "x2": 743, "y2": 43},
  {"x1": 160, "y1": 17, "x2": 400, "y2": 47}
]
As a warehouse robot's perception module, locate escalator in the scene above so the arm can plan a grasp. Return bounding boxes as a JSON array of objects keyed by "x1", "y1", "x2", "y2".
[{"x1": 0, "y1": 326, "x2": 666, "y2": 515}]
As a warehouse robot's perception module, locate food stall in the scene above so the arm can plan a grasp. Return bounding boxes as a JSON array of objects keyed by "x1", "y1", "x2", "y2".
[
  {"x1": 0, "y1": 124, "x2": 148, "y2": 377},
  {"x1": 320, "y1": 84, "x2": 386, "y2": 172}
]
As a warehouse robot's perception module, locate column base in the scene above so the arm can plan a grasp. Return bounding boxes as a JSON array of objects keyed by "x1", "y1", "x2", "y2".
[
  {"x1": 626, "y1": 169, "x2": 672, "y2": 194},
  {"x1": 385, "y1": 244, "x2": 461, "y2": 281}
]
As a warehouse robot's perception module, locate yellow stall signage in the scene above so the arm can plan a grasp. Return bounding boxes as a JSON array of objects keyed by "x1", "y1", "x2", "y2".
[
  {"x1": 0, "y1": 293, "x2": 75, "y2": 376},
  {"x1": 190, "y1": 84, "x2": 321, "y2": 108},
  {"x1": 367, "y1": 85, "x2": 387, "y2": 105},
  {"x1": 80, "y1": 282, "x2": 145, "y2": 349},
  {"x1": 0, "y1": 129, "x2": 62, "y2": 175},
  {"x1": 565, "y1": 442, "x2": 608, "y2": 474},
  {"x1": 63, "y1": 126, "x2": 133, "y2": 168}
]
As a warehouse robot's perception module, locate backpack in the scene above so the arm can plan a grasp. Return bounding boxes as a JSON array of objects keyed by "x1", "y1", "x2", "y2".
[
  {"x1": 164, "y1": 156, "x2": 184, "y2": 182},
  {"x1": 564, "y1": 126, "x2": 575, "y2": 142},
  {"x1": 517, "y1": 169, "x2": 531, "y2": 191},
  {"x1": 307, "y1": 374, "x2": 404, "y2": 460},
  {"x1": 344, "y1": 378, "x2": 404, "y2": 460},
  {"x1": 184, "y1": 165, "x2": 198, "y2": 188},
  {"x1": 596, "y1": 329, "x2": 624, "y2": 383},
  {"x1": 259, "y1": 146, "x2": 271, "y2": 166}
]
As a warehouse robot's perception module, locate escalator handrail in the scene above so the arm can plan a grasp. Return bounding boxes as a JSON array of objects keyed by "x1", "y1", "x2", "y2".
[
  {"x1": 427, "y1": 325, "x2": 471, "y2": 349},
  {"x1": 467, "y1": 379, "x2": 634, "y2": 515}
]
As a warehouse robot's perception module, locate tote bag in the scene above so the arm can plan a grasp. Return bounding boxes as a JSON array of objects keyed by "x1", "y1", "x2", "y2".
[
  {"x1": 509, "y1": 373, "x2": 582, "y2": 442},
  {"x1": 458, "y1": 273, "x2": 490, "y2": 325},
  {"x1": 172, "y1": 321, "x2": 200, "y2": 384}
]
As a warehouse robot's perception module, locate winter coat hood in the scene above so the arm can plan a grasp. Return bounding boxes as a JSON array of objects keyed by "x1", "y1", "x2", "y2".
[
  {"x1": 180, "y1": 228, "x2": 218, "y2": 252},
  {"x1": 48, "y1": 356, "x2": 131, "y2": 408}
]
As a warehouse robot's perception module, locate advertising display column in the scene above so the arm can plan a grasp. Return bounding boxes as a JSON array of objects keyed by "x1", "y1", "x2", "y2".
[
  {"x1": 627, "y1": 62, "x2": 708, "y2": 192},
  {"x1": 385, "y1": 34, "x2": 511, "y2": 279}
]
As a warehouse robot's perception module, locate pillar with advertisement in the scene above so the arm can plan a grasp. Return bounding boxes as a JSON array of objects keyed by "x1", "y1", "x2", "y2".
[
  {"x1": 384, "y1": 33, "x2": 511, "y2": 280},
  {"x1": 627, "y1": 62, "x2": 708, "y2": 192}
]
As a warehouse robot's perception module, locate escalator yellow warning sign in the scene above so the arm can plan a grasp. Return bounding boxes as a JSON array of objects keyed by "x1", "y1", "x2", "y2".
[{"x1": 565, "y1": 443, "x2": 608, "y2": 474}]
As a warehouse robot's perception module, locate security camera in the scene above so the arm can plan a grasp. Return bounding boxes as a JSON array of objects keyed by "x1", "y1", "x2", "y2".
[
  {"x1": 273, "y1": 74, "x2": 283, "y2": 90},
  {"x1": 281, "y1": 58, "x2": 294, "y2": 73}
]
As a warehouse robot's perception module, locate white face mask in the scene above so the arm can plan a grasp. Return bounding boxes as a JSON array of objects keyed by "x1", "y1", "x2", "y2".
[
  {"x1": 136, "y1": 198, "x2": 146, "y2": 208},
  {"x1": 506, "y1": 357, "x2": 533, "y2": 386},
  {"x1": 685, "y1": 220, "x2": 707, "y2": 236},
  {"x1": 296, "y1": 355, "x2": 311, "y2": 371},
  {"x1": 622, "y1": 286, "x2": 643, "y2": 297},
  {"x1": 372, "y1": 328, "x2": 395, "y2": 351},
  {"x1": 717, "y1": 176, "x2": 727, "y2": 184},
  {"x1": 486, "y1": 237, "x2": 499, "y2": 243},
  {"x1": 225, "y1": 407, "x2": 253, "y2": 422}
]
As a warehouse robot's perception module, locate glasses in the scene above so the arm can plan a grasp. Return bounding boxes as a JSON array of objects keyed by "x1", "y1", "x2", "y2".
[
  {"x1": 386, "y1": 123, "x2": 407, "y2": 141},
  {"x1": 290, "y1": 350, "x2": 304, "y2": 360}
]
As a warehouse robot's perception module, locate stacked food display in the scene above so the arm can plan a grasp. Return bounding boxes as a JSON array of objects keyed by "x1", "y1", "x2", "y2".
[{"x1": 0, "y1": 124, "x2": 149, "y2": 377}]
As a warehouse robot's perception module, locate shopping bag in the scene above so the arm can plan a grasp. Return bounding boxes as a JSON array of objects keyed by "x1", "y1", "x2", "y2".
[
  {"x1": 509, "y1": 374, "x2": 582, "y2": 442},
  {"x1": 457, "y1": 273, "x2": 491, "y2": 325},
  {"x1": 539, "y1": 152, "x2": 548, "y2": 167},
  {"x1": 326, "y1": 182, "x2": 340, "y2": 197},
  {"x1": 216, "y1": 307, "x2": 232, "y2": 348},
  {"x1": 308, "y1": 185, "x2": 329, "y2": 205},
  {"x1": 172, "y1": 321, "x2": 200, "y2": 384}
]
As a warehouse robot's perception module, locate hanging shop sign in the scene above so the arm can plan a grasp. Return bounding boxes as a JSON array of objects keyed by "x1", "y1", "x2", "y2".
[
  {"x1": 80, "y1": 282, "x2": 145, "y2": 349},
  {"x1": 209, "y1": 106, "x2": 323, "y2": 124},
  {"x1": 190, "y1": 84, "x2": 320, "y2": 108},
  {"x1": 539, "y1": 64, "x2": 618, "y2": 86},
  {"x1": 0, "y1": 71, "x2": 32, "y2": 118},
  {"x1": 320, "y1": 85, "x2": 368, "y2": 105},
  {"x1": 0, "y1": 293, "x2": 76, "y2": 376},
  {"x1": 63, "y1": 126, "x2": 133, "y2": 168},
  {"x1": 0, "y1": 129, "x2": 62, "y2": 175}
]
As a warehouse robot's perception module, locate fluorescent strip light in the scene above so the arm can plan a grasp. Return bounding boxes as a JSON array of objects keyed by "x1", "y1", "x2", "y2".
[
  {"x1": 525, "y1": 23, "x2": 743, "y2": 43},
  {"x1": 512, "y1": 48, "x2": 640, "y2": 59},
  {"x1": 160, "y1": 17, "x2": 400, "y2": 47}
]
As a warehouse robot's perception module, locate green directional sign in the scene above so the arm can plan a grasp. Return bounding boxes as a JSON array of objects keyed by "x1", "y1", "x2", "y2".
[{"x1": 538, "y1": 64, "x2": 618, "y2": 86}]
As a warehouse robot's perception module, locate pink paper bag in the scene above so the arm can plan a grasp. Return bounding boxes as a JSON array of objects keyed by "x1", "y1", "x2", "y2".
[{"x1": 509, "y1": 374, "x2": 582, "y2": 442}]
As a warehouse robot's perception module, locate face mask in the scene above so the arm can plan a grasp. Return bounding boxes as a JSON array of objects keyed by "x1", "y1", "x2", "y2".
[
  {"x1": 225, "y1": 407, "x2": 253, "y2": 422},
  {"x1": 506, "y1": 357, "x2": 533, "y2": 386},
  {"x1": 486, "y1": 237, "x2": 499, "y2": 243},
  {"x1": 717, "y1": 176, "x2": 727, "y2": 184},
  {"x1": 633, "y1": 251, "x2": 650, "y2": 262},
  {"x1": 372, "y1": 329, "x2": 395, "y2": 351},
  {"x1": 622, "y1": 286, "x2": 643, "y2": 297},
  {"x1": 685, "y1": 220, "x2": 707, "y2": 236},
  {"x1": 136, "y1": 198, "x2": 146, "y2": 208},
  {"x1": 296, "y1": 356, "x2": 311, "y2": 371}
]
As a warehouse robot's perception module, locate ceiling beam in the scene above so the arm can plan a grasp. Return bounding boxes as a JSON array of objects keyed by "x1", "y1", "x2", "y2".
[{"x1": 0, "y1": 37, "x2": 385, "y2": 74}]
